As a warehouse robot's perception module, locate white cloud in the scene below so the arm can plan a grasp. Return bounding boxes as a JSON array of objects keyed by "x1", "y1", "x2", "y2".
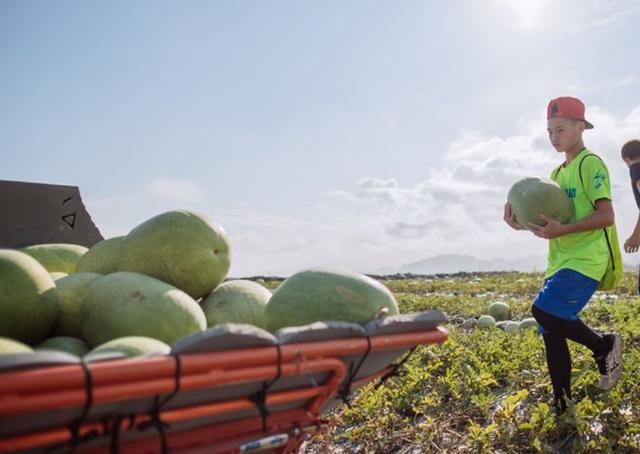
[
  {"x1": 572, "y1": 0, "x2": 640, "y2": 32},
  {"x1": 567, "y1": 73, "x2": 639, "y2": 94},
  {"x1": 85, "y1": 178, "x2": 207, "y2": 238},
  {"x1": 84, "y1": 107, "x2": 640, "y2": 277},
  {"x1": 145, "y1": 177, "x2": 204, "y2": 204}
]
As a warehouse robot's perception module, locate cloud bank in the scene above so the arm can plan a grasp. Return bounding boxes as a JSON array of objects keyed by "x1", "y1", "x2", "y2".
[{"x1": 88, "y1": 106, "x2": 640, "y2": 276}]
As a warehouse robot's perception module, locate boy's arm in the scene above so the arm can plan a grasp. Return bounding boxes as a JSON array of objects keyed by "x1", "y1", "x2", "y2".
[
  {"x1": 529, "y1": 198, "x2": 614, "y2": 239},
  {"x1": 624, "y1": 212, "x2": 640, "y2": 253},
  {"x1": 624, "y1": 179, "x2": 640, "y2": 253}
]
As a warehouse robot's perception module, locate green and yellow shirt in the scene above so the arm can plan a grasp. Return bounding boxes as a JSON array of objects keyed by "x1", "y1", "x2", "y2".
[{"x1": 547, "y1": 149, "x2": 611, "y2": 281}]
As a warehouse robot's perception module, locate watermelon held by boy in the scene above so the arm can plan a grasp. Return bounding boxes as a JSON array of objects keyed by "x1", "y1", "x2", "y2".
[
  {"x1": 0, "y1": 249, "x2": 59, "y2": 345},
  {"x1": 264, "y1": 268, "x2": 399, "y2": 332},
  {"x1": 507, "y1": 177, "x2": 573, "y2": 231},
  {"x1": 120, "y1": 210, "x2": 231, "y2": 300},
  {"x1": 81, "y1": 271, "x2": 206, "y2": 347},
  {"x1": 201, "y1": 280, "x2": 271, "y2": 329},
  {"x1": 20, "y1": 243, "x2": 88, "y2": 274}
]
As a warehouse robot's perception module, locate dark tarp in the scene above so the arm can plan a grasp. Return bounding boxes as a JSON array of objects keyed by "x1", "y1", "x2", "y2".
[{"x1": 0, "y1": 180, "x2": 104, "y2": 248}]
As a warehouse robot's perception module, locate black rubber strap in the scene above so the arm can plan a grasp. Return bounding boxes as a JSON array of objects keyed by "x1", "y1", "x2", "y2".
[
  {"x1": 135, "y1": 397, "x2": 170, "y2": 454},
  {"x1": 338, "y1": 336, "x2": 372, "y2": 406},
  {"x1": 109, "y1": 415, "x2": 124, "y2": 454},
  {"x1": 373, "y1": 346, "x2": 418, "y2": 390},
  {"x1": 133, "y1": 354, "x2": 182, "y2": 454},
  {"x1": 249, "y1": 344, "x2": 282, "y2": 432},
  {"x1": 159, "y1": 354, "x2": 182, "y2": 408},
  {"x1": 66, "y1": 360, "x2": 99, "y2": 453}
]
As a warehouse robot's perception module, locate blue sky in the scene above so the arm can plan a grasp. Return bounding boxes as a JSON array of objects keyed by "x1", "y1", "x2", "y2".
[{"x1": 2, "y1": 0, "x2": 639, "y2": 275}]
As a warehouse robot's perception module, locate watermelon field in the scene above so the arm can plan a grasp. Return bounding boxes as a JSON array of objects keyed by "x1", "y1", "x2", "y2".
[
  {"x1": 1, "y1": 207, "x2": 638, "y2": 453},
  {"x1": 286, "y1": 271, "x2": 640, "y2": 454}
]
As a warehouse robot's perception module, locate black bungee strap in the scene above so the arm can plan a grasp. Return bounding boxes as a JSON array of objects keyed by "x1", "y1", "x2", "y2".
[
  {"x1": 67, "y1": 360, "x2": 104, "y2": 452},
  {"x1": 338, "y1": 336, "x2": 373, "y2": 406},
  {"x1": 373, "y1": 346, "x2": 418, "y2": 391},
  {"x1": 128, "y1": 354, "x2": 182, "y2": 454},
  {"x1": 249, "y1": 344, "x2": 283, "y2": 432}
]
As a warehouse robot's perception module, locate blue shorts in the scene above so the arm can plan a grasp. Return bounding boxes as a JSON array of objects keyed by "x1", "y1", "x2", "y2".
[{"x1": 533, "y1": 269, "x2": 598, "y2": 333}]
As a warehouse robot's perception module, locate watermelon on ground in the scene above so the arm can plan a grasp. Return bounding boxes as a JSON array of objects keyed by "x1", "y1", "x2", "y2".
[
  {"x1": 502, "y1": 321, "x2": 520, "y2": 333},
  {"x1": 488, "y1": 301, "x2": 511, "y2": 321},
  {"x1": 201, "y1": 280, "x2": 271, "y2": 329},
  {"x1": 20, "y1": 243, "x2": 88, "y2": 274},
  {"x1": 81, "y1": 272, "x2": 206, "y2": 347},
  {"x1": 76, "y1": 236, "x2": 124, "y2": 274},
  {"x1": 476, "y1": 315, "x2": 496, "y2": 328},
  {"x1": 519, "y1": 318, "x2": 539, "y2": 330},
  {"x1": 265, "y1": 268, "x2": 399, "y2": 332},
  {"x1": 120, "y1": 210, "x2": 231, "y2": 299},
  {"x1": 0, "y1": 249, "x2": 59, "y2": 344},
  {"x1": 507, "y1": 177, "x2": 573, "y2": 230}
]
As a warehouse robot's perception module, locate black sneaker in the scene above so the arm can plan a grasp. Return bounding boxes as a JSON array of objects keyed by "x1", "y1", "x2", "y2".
[{"x1": 595, "y1": 333, "x2": 622, "y2": 391}]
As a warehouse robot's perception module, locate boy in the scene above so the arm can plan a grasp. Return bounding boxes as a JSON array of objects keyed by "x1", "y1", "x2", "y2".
[
  {"x1": 621, "y1": 140, "x2": 640, "y2": 286},
  {"x1": 504, "y1": 96, "x2": 623, "y2": 412}
]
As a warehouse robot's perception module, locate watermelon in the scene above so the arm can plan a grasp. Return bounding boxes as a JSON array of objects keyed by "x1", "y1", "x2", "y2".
[
  {"x1": 265, "y1": 268, "x2": 399, "y2": 332},
  {"x1": 476, "y1": 315, "x2": 496, "y2": 328},
  {"x1": 36, "y1": 336, "x2": 90, "y2": 357},
  {"x1": 49, "y1": 272, "x2": 68, "y2": 281},
  {"x1": 76, "y1": 236, "x2": 124, "y2": 274},
  {"x1": 201, "y1": 280, "x2": 270, "y2": 329},
  {"x1": 507, "y1": 177, "x2": 573, "y2": 230},
  {"x1": 502, "y1": 321, "x2": 520, "y2": 333},
  {"x1": 120, "y1": 210, "x2": 231, "y2": 299},
  {"x1": 488, "y1": 301, "x2": 511, "y2": 321},
  {"x1": 0, "y1": 337, "x2": 34, "y2": 355},
  {"x1": 52, "y1": 272, "x2": 102, "y2": 338},
  {"x1": 20, "y1": 243, "x2": 88, "y2": 274},
  {"x1": 85, "y1": 336, "x2": 170, "y2": 361},
  {"x1": 81, "y1": 271, "x2": 206, "y2": 347},
  {"x1": 0, "y1": 249, "x2": 59, "y2": 344},
  {"x1": 519, "y1": 318, "x2": 538, "y2": 330}
]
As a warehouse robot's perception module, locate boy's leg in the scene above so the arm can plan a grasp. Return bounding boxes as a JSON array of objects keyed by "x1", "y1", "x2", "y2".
[
  {"x1": 532, "y1": 305, "x2": 608, "y2": 356},
  {"x1": 542, "y1": 332, "x2": 572, "y2": 411},
  {"x1": 532, "y1": 303, "x2": 622, "y2": 391},
  {"x1": 532, "y1": 269, "x2": 623, "y2": 391}
]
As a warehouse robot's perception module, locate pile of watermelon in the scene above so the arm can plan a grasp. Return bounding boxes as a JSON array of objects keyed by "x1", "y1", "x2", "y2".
[
  {"x1": 475, "y1": 301, "x2": 538, "y2": 333},
  {"x1": 0, "y1": 210, "x2": 400, "y2": 359}
]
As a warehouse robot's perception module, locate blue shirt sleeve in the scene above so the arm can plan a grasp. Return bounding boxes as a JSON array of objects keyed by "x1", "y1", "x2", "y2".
[{"x1": 629, "y1": 162, "x2": 640, "y2": 209}]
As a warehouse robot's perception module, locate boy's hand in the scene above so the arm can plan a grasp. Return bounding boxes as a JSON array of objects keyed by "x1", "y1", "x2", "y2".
[
  {"x1": 503, "y1": 203, "x2": 525, "y2": 230},
  {"x1": 528, "y1": 214, "x2": 567, "y2": 239},
  {"x1": 624, "y1": 234, "x2": 640, "y2": 253}
]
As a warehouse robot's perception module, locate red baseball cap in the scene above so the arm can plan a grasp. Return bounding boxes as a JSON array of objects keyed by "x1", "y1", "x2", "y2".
[{"x1": 547, "y1": 96, "x2": 594, "y2": 129}]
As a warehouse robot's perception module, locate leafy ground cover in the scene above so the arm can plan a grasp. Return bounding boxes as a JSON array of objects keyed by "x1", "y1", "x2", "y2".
[{"x1": 297, "y1": 271, "x2": 640, "y2": 453}]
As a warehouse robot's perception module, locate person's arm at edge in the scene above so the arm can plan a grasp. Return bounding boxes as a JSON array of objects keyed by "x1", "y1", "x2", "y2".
[
  {"x1": 624, "y1": 211, "x2": 640, "y2": 253},
  {"x1": 623, "y1": 180, "x2": 640, "y2": 252}
]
